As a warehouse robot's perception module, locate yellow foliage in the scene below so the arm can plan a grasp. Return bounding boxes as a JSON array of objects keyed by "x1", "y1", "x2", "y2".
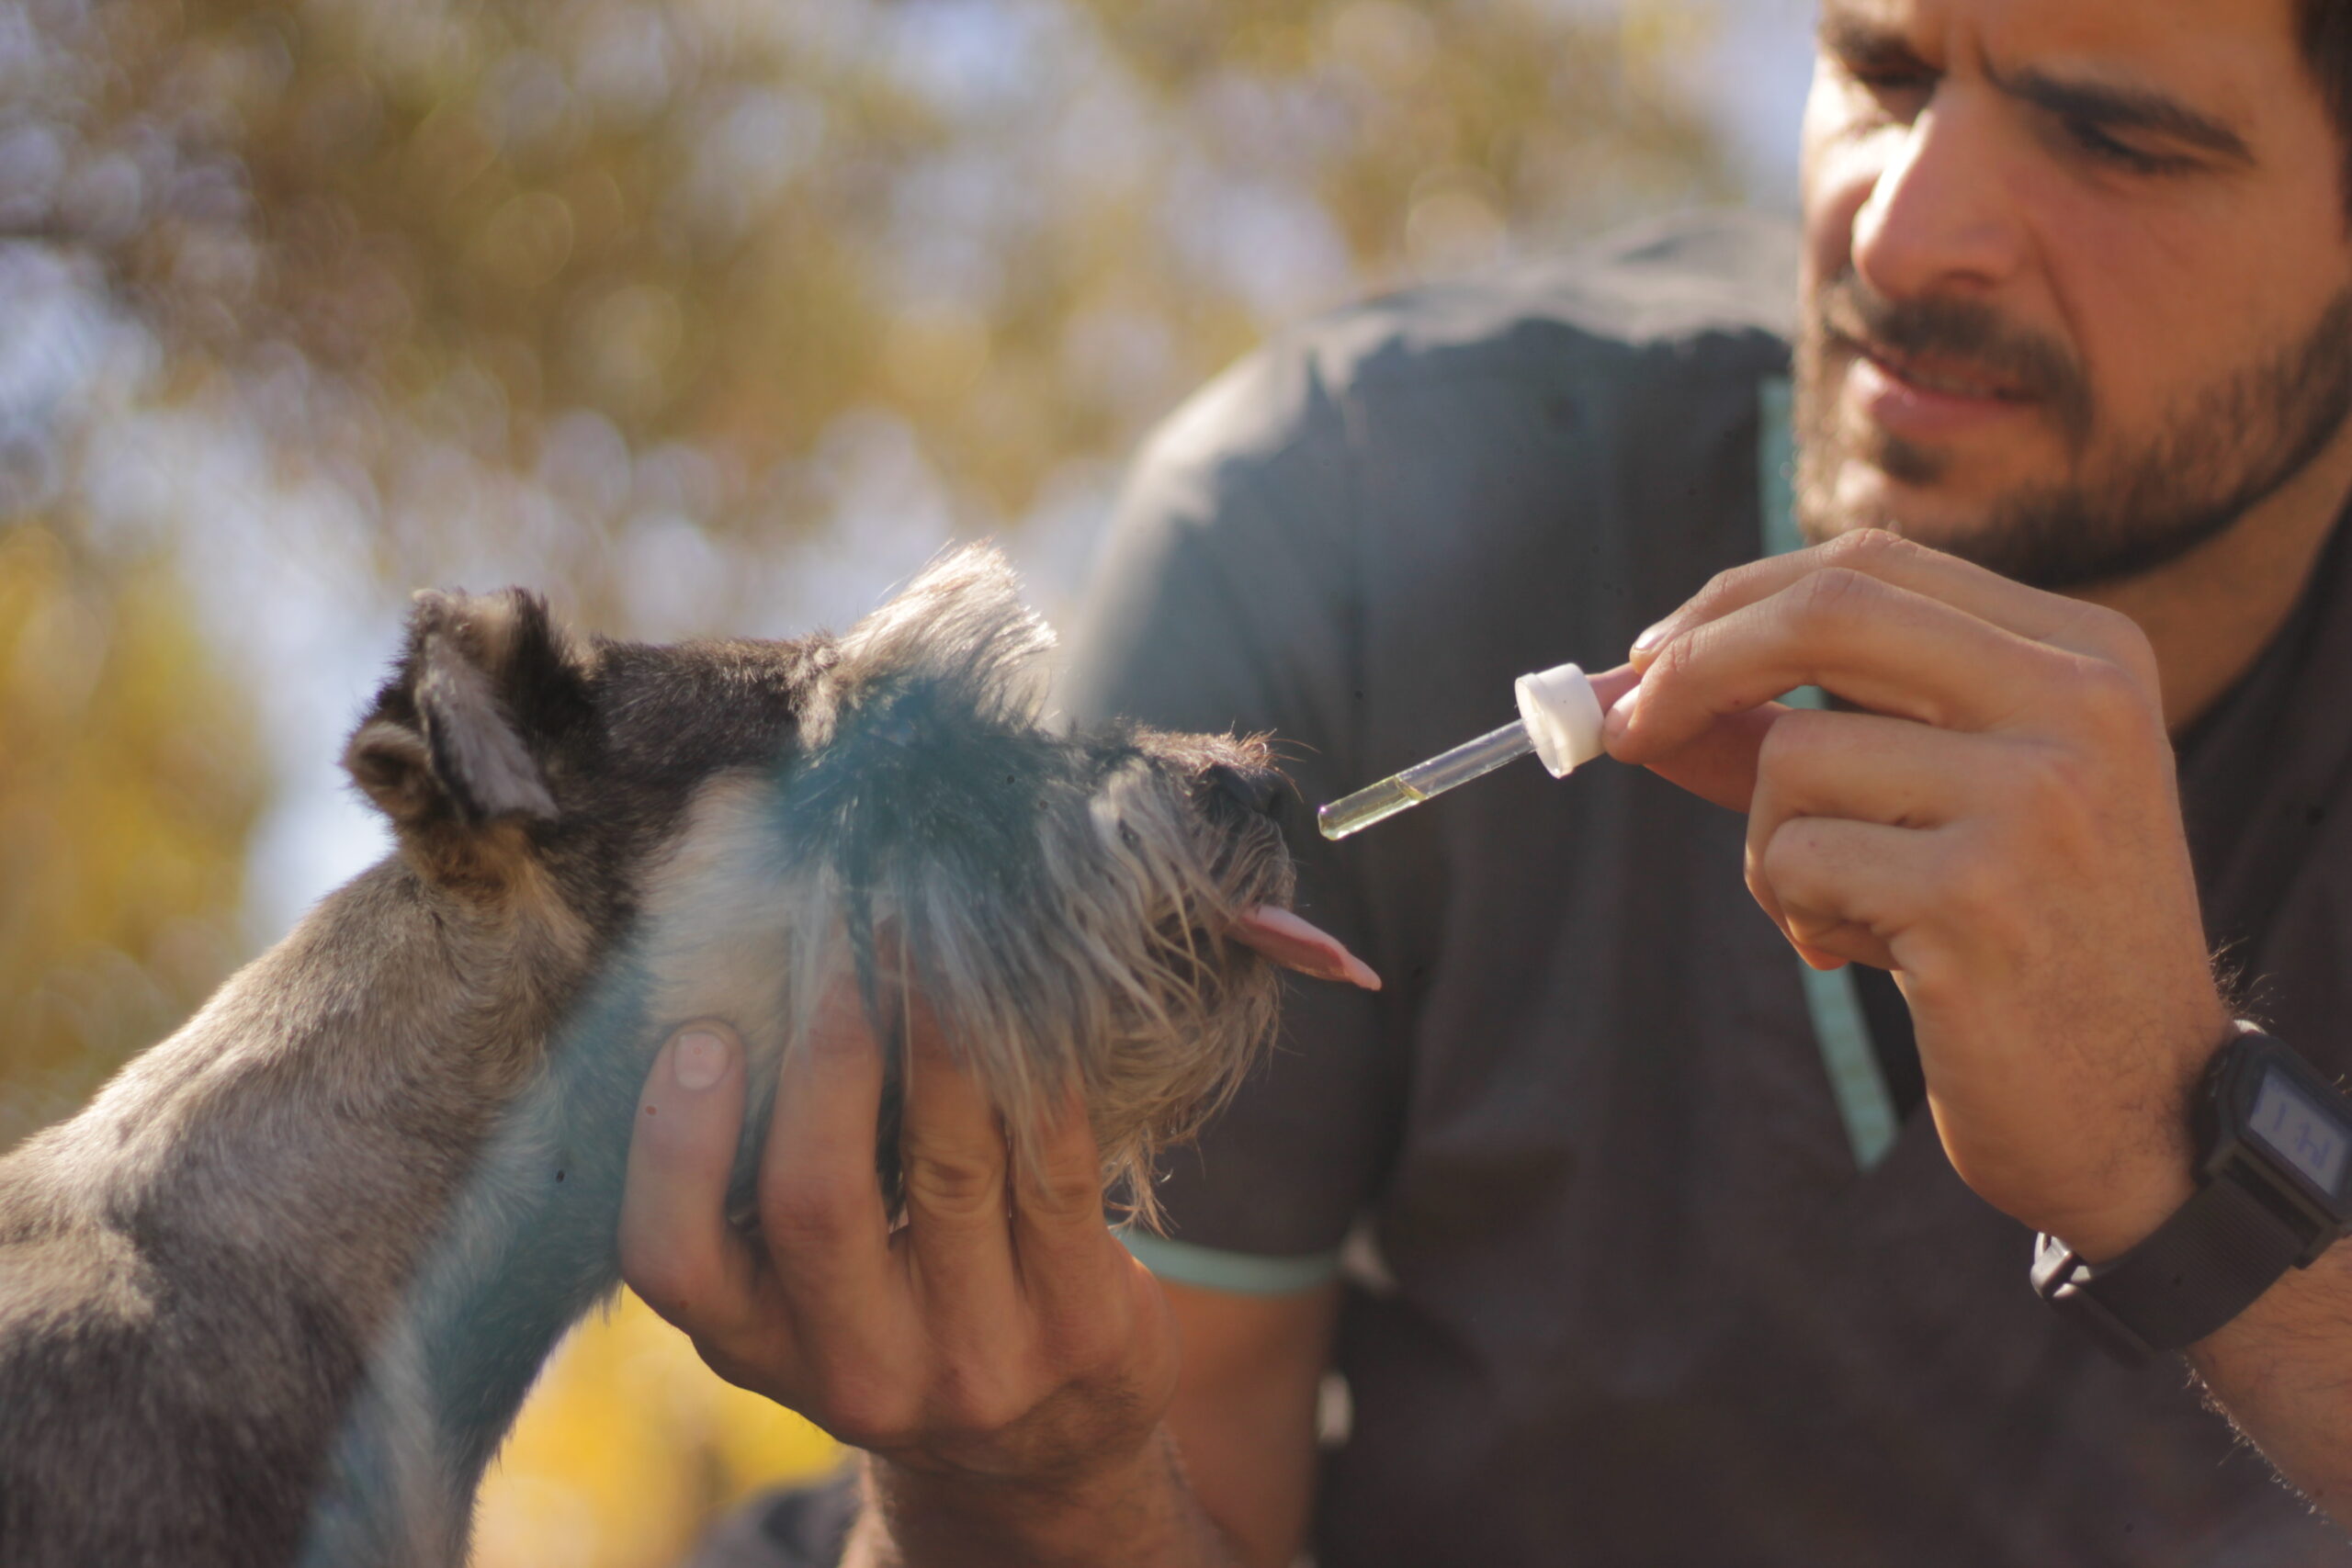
[
  {"x1": 14, "y1": 0, "x2": 1727, "y2": 617},
  {"x1": 475, "y1": 1290, "x2": 843, "y2": 1568},
  {"x1": 0, "y1": 524, "x2": 264, "y2": 1151}
]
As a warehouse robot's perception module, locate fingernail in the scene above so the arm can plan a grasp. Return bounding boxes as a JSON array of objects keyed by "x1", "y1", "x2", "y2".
[
  {"x1": 1631, "y1": 620, "x2": 1669, "y2": 655},
  {"x1": 673, "y1": 1030, "x2": 729, "y2": 1091},
  {"x1": 1603, "y1": 682, "x2": 1640, "y2": 742}
]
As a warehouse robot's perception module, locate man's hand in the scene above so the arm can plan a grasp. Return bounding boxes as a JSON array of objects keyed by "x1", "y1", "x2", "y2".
[
  {"x1": 1604, "y1": 530, "x2": 2231, "y2": 1261},
  {"x1": 617, "y1": 977, "x2": 1235, "y2": 1567}
]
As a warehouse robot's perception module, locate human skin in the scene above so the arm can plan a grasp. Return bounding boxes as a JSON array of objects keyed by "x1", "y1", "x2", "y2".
[
  {"x1": 1602, "y1": 534, "x2": 2352, "y2": 1516},
  {"x1": 1609, "y1": 0, "x2": 2352, "y2": 1513},
  {"x1": 619, "y1": 1000, "x2": 1243, "y2": 1568},
  {"x1": 617, "y1": 0, "x2": 2352, "y2": 1557}
]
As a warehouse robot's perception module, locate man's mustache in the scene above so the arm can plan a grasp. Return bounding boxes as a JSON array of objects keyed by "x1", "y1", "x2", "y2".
[{"x1": 1813, "y1": 270, "x2": 2092, "y2": 439}]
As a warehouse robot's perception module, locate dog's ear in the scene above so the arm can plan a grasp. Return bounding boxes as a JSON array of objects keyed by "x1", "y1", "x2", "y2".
[{"x1": 345, "y1": 588, "x2": 588, "y2": 835}]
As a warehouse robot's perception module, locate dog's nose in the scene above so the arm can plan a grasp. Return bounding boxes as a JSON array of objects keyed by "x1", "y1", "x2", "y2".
[{"x1": 1203, "y1": 761, "x2": 1281, "y2": 817}]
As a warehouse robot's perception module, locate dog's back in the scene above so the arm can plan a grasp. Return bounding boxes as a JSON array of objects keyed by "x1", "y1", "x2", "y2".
[{"x1": 0, "y1": 874, "x2": 501, "y2": 1566}]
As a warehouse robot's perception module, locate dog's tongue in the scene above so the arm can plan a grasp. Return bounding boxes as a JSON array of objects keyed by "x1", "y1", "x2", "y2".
[{"x1": 1230, "y1": 906, "x2": 1382, "y2": 991}]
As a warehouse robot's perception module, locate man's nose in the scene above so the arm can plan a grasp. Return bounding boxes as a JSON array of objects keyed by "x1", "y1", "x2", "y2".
[{"x1": 1851, "y1": 86, "x2": 2028, "y2": 302}]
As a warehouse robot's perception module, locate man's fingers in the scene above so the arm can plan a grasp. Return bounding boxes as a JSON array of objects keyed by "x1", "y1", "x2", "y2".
[
  {"x1": 1585, "y1": 662, "x2": 1641, "y2": 712},
  {"x1": 1012, "y1": 1082, "x2": 1124, "y2": 1318},
  {"x1": 899, "y1": 994, "x2": 1021, "y2": 1314},
  {"x1": 620, "y1": 1022, "x2": 772, "y2": 1340},
  {"x1": 1630, "y1": 530, "x2": 2121, "y2": 671},
  {"x1": 1741, "y1": 708, "x2": 2003, "y2": 937},
  {"x1": 1753, "y1": 814, "x2": 1939, "y2": 977},
  {"x1": 759, "y1": 965, "x2": 894, "y2": 1312},
  {"x1": 1611, "y1": 701, "x2": 1785, "y2": 812},
  {"x1": 1614, "y1": 570, "x2": 2064, "y2": 764}
]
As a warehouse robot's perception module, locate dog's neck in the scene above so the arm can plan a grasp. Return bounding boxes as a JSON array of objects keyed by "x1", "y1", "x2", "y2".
[{"x1": 47, "y1": 851, "x2": 641, "y2": 1559}]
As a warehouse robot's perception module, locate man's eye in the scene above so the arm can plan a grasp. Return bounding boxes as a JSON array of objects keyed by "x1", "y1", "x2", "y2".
[
  {"x1": 1848, "y1": 62, "x2": 1935, "y2": 97},
  {"x1": 2064, "y1": 118, "x2": 2185, "y2": 175}
]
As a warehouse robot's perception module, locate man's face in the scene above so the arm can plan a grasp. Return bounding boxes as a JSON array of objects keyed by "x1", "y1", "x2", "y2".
[{"x1": 1796, "y1": 0, "x2": 2352, "y2": 588}]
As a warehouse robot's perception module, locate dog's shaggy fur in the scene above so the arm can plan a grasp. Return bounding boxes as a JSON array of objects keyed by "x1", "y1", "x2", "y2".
[{"x1": 0, "y1": 546, "x2": 1306, "y2": 1567}]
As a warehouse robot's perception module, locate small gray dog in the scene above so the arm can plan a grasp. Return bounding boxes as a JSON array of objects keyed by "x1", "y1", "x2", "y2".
[{"x1": 0, "y1": 546, "x2": 1374, "y2": 1568}]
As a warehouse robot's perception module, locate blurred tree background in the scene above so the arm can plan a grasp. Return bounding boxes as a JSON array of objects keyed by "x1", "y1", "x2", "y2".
[{"x1": 0, "y1": 0, "x2": 1740, "y2": 1560}]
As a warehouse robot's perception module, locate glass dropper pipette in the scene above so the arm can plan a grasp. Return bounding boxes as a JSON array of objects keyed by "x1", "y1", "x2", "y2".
[
  {"x1": 1317, "y1": 721, "x2": 1532, "y2": 839},
  {"x1": 1317, "y1": 661, "x2": 1607, "y2": 841}
]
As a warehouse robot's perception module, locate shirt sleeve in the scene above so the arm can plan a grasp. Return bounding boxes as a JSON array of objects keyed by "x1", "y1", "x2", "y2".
[{"x1": 1060, "y1": 338, "x2": 1405, "y2": 1278}]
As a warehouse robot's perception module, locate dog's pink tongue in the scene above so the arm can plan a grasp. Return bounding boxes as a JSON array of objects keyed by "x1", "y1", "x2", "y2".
[{"x1": 1231, "y1": 906, "x2": 1383, "y2": 991}]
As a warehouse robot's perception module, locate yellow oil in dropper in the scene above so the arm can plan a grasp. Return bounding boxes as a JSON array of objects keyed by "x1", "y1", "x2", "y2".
[
  {"x1": 1317, "y1": 722, "x2": 1532, "y2": 840},
  {"x1": 1316, "y1": 661, "x2": 1608, "y2": 841}
]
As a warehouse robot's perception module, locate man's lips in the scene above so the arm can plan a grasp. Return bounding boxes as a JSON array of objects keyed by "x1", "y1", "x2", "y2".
[
  {"x1": 1824, "y1": 321, "x2": 2031, "y2": 404},
  {"x1": 1855, "y1": 342, "x2": 2029, "y2": 402},
  {"x1": 1832, "y1": 331, "x2": 2039, "y2": 443}
]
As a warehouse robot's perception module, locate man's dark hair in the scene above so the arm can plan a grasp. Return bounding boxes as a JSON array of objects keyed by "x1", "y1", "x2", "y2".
[{"x1": 2301, "y1": 0, "x2": 2352, "y2": 209}]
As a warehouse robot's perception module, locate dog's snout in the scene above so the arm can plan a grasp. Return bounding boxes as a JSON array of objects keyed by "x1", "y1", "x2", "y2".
[{"x1": 1203, "y1": 761, "x2": 1281, "y2": 817}]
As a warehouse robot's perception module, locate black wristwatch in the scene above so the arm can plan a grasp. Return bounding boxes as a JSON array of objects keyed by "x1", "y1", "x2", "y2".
[{"x1": 2032, "y1": 1026, "x2": 2352, "y2": 1368}]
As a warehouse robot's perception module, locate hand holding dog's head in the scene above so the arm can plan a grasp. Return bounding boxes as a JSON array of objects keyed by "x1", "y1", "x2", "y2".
[
  {"x1": 1, "y1": 546, "x2": 1373, "y2": 1568},
  {"x1": 338, "y1": 545, "x2": 1369, "y2": 1220}
]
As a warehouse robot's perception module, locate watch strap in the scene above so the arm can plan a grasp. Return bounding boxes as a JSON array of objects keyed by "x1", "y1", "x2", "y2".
[{"x1": 2033, "y1": 1171, "x2": 2309, "y2": 1367}]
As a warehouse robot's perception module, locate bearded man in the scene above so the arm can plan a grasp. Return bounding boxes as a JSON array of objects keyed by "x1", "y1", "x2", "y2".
[{"x1": 623, "y1": 0, "x2": 2352, "y2": 1562}]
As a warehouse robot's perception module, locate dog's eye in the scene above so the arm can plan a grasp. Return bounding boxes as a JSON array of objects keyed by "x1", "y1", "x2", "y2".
[{"x1": 1202, "y1": 762, "x2": 1278, "y2": 816}]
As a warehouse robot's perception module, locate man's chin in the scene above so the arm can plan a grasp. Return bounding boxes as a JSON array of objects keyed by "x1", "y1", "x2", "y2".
[
  {"x1": 1801, "y1": 466, "x2": 1990, "y2": 555},
  {"x1": 1801, "y1": 468, "x2": 2251, "y2": 593},
  {"x1": 1794, "y1": 281, "x2": 2352, "y2": 592},
  {"x1": 1800, "y1": 474, "x2": 2051, "y2": 584},
  {"x1": 1799, "y1": 407, "x2": 2064, "y2": 547}
]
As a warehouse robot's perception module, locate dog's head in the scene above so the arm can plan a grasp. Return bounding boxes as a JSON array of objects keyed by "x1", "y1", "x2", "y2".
[{"x1": 342, "y1": 545, "x2": 1372, "y2": 1216}]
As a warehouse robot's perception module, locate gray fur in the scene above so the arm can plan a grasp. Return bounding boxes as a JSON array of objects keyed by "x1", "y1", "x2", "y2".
[{"x1": 0, "y1": 545, "x2": 1298, "y2": 1567}]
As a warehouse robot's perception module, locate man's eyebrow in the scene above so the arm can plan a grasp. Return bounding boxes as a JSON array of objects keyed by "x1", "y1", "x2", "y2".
[
  {"x1": 1816, "y1": 10, "x2": 1925, "y2": 75},
  {"x1": 1997, "y1": 67, "x2": 2255, "y2": 163}
]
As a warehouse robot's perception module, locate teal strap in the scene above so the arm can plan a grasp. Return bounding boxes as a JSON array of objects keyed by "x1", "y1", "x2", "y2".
[
  {"x1": 1116, "y1": 1229, "x2": 1340, "y2": 1295},
  {"x1": 1759, "y1": 376, "x2": 1898, "y2": 1171},
  {"x1": 1799, "y1": 962, "x2": 1899, "y2": 1168},
  {"x1": 1758, "y1": 377, "x2": 1803, "y2": 558},
  {"x1": 1758, "y1": 377, "x2": 1825, "y2": 716}
]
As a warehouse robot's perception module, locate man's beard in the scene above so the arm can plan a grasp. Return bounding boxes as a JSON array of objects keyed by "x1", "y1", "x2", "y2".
[{"x1": 1793, "y1": 269, "x2": 2352, "y2": 591}]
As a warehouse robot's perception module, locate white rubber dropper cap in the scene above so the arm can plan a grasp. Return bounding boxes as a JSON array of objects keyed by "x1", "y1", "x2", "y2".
[{"x1": 1513, "y1": 661, "x2": 1606, "y2": 779}]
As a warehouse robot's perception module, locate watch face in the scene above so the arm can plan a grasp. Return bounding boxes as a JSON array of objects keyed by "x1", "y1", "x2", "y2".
[{"x1": 2248, "y1": 1066, "x2": 2352, "y2": 1196}]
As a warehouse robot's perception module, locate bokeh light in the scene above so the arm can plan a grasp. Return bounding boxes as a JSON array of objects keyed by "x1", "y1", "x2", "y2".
[{"x1": 0, "y1": 0, "x2": 1759, "y2": 1561}]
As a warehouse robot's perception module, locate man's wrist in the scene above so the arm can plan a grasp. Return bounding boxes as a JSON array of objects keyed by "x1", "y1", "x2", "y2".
[
  {"x1": 2035, "y1": 1021, "x2": 2352, "y2": 1364},
  {"x1": 2046, "y1": 1011, "x2": 2236, "y2": 1264},
  {"x1": 854, "y1": 1427, "x2": 1236, "y2": 1568},
  {"x1": 2047, "y1": 1160, "x2": 2199, "y2": 1267}
]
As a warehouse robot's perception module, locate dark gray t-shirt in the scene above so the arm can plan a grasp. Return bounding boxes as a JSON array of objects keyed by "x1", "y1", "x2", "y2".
[{"x1": 1060, "y1": 211, "x2": 2352, "y2": 1567}]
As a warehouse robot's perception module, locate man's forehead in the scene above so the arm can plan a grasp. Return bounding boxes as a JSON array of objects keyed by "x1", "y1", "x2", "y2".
[
  {"x1": 1817, "y1": 0, "x2": 2299, "y2": 71},
  {"x1": 1816, "y1": 0, "x2": 2302, "y2": 137}
]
